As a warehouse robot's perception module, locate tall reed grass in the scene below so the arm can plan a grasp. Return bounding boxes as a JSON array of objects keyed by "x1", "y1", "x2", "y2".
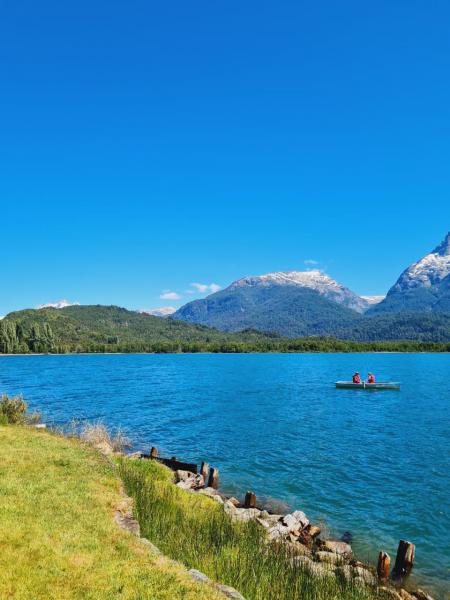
[{"x1": 119, "y1": 458, "x2": 383, "y2": 600}]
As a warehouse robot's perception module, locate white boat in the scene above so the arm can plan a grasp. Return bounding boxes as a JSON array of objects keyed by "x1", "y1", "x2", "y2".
[{"x1": 335, "y1": 381, "x2": 401, "y2": 390}]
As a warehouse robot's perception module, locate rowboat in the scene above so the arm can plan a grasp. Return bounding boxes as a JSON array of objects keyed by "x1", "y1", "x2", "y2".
[{"x1": 335, "y1": 381, "x2": 401, "y2": 390}]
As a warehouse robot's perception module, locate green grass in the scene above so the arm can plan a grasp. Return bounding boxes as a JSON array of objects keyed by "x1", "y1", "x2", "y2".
[
  {"x1": 0, "y1": 426, "x2": 220, "y2": 600},
  {"x1": 119, "y1": 458, "x2": 388, "y2": 600}
]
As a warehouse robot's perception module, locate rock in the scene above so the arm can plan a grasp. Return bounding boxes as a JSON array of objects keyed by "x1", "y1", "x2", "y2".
[
  {"x1": 291, "y1": 510, "x2": 309, "y2": 528},
  {"x1": 212, "y1": 494, "x2": 224, "y2": 504},
  {"x1": 379, "y1": 587, "x2": 403, "y2": 600},
  {"x1": 316, "y1": 551, "x2": 344, "y2": 565},
  {"x1": 231, "y1": 508, "x2": 261, "y2": 522},
  {"x1": 268, "y1": 522, "x2": 290, "y2": 539},
  {"x1": 336, "y1": 565, "x2": 354, "y2": 583},
  {"x1": 259, "y1": 510, "x2": 270, "y2": 518},
  {"x1": 305, "y1": 524, "x2": 321, "y2": 538},
  {"x1": 398, "y1": 590, "x2": 416, "y2": 600},
  {"x1": 353, "y1": 566, "x2": 376, "y2": 585},
  {"x1": 33, "y1": 423, "x2": 46, "y2": 429},
  {"x1": 227, "y1": 497, "x2": 240, "y2": 507},
  {"x1": 188, "y1": 568, "x2": 209, "y2": 583},
  {"x1": 283, "y1": 541, "x2": 312, "y2": 556},
  {"x1": 322, "y1": 540, "x2": 352, "y2": 557},
  {"x1": 198, "y1": 487, "x2": 219, "y2": 497},
  {"x1": 306, "y1": 561, "x2": 335, "y2": 578},
  {"x1": 412, "y1": 590, "x2": 436, "y2": 600},
  {"x1": 216, "y1": 584, "x2": 246, "y2": 599},
  {"x1": 176, "y1": 474, "x2": 205, "y2": 490},
  {"x1": 140, "y1": 537, "x2": 162, "y2": 554},
  {"x1": 175, "y1": 469, "x2": 194, "y2": 482},
  {"x1": 256, "y1": 518, "x2": 271, "y2": 529},
  {"x1": 290, "y1": 555, "x2": 313, "y2": 567},
  {"x1": 127, "y1": 451, "x2": 143, "y2": 459}
]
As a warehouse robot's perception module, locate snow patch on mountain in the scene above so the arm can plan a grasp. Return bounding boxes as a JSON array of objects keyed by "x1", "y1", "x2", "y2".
[
  {"x1": 138, "y1": 307, "x2": 176, "y2": 317},
  {"x1": 392, "y1": 232, "x2": 450, "y2": 291},
  {"x1": 361, "y1": 295, "x2": 385, "y2": 305},
  {"x1": 228, "y1": 269, "x2": 369, "y2": 313},
  {"x1": 37, "y1": 299, "x2": 80, "y2": 310}
]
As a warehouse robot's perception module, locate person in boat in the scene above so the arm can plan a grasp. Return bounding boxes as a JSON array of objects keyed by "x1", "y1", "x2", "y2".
[
  {"x1": 352, "y1": 372, "x2": 361, "y2": 384},
  {"x1": 367, "y1": 372, "x2": 375, "y2": 384}
]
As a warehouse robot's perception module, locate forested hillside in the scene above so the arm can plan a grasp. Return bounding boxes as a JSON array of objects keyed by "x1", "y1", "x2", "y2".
[{"x1": 1, "y1": 305, "x2": 449, "y2": 353}]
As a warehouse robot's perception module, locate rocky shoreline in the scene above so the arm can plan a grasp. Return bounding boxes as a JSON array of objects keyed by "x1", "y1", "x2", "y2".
[{"x1": 127, "y1": 445, "x2": 436, "y2": 600}]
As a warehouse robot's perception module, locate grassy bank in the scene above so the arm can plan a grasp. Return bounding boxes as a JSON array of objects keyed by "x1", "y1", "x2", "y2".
[
  {"x1": 119, "y1": 458, "x2": 387, "y2": 600},
  {"x1": 0, "y1": 426, "x2": 220, "y2": 600}
]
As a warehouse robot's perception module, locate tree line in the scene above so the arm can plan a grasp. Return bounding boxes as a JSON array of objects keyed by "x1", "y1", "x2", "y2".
[{"x1": 1, "y1": 318, "x2": 449, "y2": 354}]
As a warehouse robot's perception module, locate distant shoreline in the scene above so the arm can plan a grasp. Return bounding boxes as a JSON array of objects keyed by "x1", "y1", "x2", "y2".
[{"x1": 1, "y1": 351, "x2": 449, "y2": 357}]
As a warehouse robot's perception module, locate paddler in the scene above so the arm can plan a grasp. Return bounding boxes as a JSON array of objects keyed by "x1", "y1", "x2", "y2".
[
  {"x1": 367, "y1": 372, "x2": 375, "y2": 384},
  {"x1": 352, "y1": 372, "x2": 361, "y2": 383}
]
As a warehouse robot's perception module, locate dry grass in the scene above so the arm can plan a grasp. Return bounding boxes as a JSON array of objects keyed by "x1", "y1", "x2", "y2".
[{"x1": 79, "y1": 420, "x2": 131, "y2": 453}]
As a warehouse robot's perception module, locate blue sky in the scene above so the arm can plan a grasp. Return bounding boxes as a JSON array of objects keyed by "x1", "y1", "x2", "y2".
[{"x1": 1, "y1": 1, "x2": 449, "y2": 315}]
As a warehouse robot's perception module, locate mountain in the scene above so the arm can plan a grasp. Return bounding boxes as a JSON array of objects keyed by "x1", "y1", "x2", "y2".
[
  {"x1": 138, "y1": 307, "x2": 177, "y2": 317},
  {"x1": 173, "y1": 270, "x2": 366, "y2": 337},
  {"x1": 369, "y1": 232, "x2": 450, "y2": 314},
  {"x1": 37, "y1": 299, "x2": 80, "y2": 309},
  {"x1": 228, "y1": 270, "x2": 370, "y2": 312}
]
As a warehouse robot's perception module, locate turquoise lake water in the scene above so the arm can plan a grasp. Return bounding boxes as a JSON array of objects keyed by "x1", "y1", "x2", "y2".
[{"x1": 1, "y1": 353, "x2": 449, "y2": 598}]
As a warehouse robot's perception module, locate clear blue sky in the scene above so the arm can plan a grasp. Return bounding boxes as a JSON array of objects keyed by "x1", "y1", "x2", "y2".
[{"x1": 1, "y1": 1, "x2": 449, "y2": 315}]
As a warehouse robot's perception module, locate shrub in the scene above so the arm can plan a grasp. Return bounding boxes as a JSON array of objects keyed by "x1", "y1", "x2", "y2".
[{"x1": 0, "y1": 394, "x2": 28, "y2": 424}]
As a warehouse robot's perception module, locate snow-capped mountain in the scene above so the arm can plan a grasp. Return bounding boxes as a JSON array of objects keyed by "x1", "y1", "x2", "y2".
[
  {"x1": 37, "y1": 299, "x2": 80, "y2": 310},
  {"x1": 229, "y1": 270, "x2": 369, "y2": 313},
  {"x1": 173, "y1": 269, "x2": 370, "y2": 336},
  {"x1": 391, "y1": 232, "x2": 450, "y2": 291},
  {"x1": 370, "y1": 232, "x2": 450, "y2": 313},
  {"x1": 138, "y1": 307, "x2": 176, "y2": 317}
]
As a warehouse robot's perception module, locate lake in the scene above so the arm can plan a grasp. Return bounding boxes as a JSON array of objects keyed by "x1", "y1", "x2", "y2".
[{"x1": 1, "y1": 353, "x2": 449, "y2": 598}]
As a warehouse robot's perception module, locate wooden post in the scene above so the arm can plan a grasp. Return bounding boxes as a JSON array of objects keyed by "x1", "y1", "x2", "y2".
[
  {"x1": 244, "y1": 491, "x2": 256, "y2": 509},
  {"x1": 393, "y1": 540, "x2": 415, "y2": 578},
  {"x1": 207, "y1": 467, "x2": 219, "y2": 489},
  {"x1": 150, "y1": 447, "x2": 158, "y2": 459},
  {"x1": 377, "y1": 551, "x2": 390, "y2": 580},
  {"x1": 200, "y1": 462, "x2": 209, "y2": 481}
]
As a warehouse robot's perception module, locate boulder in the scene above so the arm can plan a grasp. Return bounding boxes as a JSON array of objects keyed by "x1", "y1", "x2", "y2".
[
  {"x1": 353, "y1": 566, "x2": 376, "y2": 586},
  {"x1": 306, "y1": 561, "x2": 335, "y2": 578},
  {"x1": 175, "y1": 469, "x2": 194, "y2": 482},
  {"x1": 398, "y1": 590, "x2": 417, "y2": 600},
  {"x1": 322, "y1": 540, "x2": 352, "y2": 557},
  {"x1": 336, "y1": 565, "x2": 353, "y2": 583},
  {"x1": 316, "y1": 551, "x2": 344, "y2": 565},
  {"x1": 231, "y1": 508, "x2": 261, "y2": 522},
  {"x1": 227, "y1": 497, "x2": 240, "y2": 507},
  {"x1": 283, "y1": 541, "x2": 312, "y2": 556},
  {"x1": 198, "y1": 487, "x2": 219, "y2": 497},
  {"x1": 176, "y1": 473, "x2": 204, "y2": 491},
  {"x1": 304, "y1": 524, "x2": 321, "y2": 538},
  {"x1": 188, "y1": 569, "x2": 209, "y2": 583},
  {"x1": 290, "y1": 555, "x2": 313, "y2": 567},
  {"x1": 216, "y1": 584, "x2": 246, "y2": 599},
  {"x1": 291, "y1": 510, "x2": 309, "y2": 529}
]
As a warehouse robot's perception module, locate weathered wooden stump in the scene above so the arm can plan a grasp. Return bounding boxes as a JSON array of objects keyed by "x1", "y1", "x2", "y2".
[
  {"x1": 207, "y1": 467, "x2": 219, "y2": 489},
  {"x1": 200, "y1": 462, "x2": 209, "y2": 481},
  {"x1": 150, "y1": 446, "x2": 158, "y2": 459},
  {"x1": 393, "y1": 540, "x2": 415, "y2": 578},
  {"x1": 244, "y1": 491, "x2": 256, "y2": 509},
  {"x1": 377, "y1": 551, "x2": 390, "y2": 580}
]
